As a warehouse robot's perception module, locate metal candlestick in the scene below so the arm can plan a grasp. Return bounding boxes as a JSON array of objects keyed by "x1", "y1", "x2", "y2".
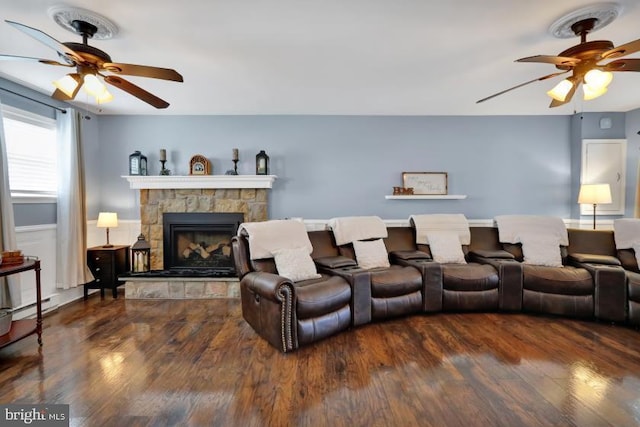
[
  {"x1": 233, "y1": 159, "x2": 238, "y2": 174},
  {"x1": 160, "y1": 160, "x2": 171, "y2": 175}
]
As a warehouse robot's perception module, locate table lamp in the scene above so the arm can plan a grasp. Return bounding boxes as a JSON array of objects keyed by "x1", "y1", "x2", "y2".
[
  {"x1": 97, "y1": 212, "x2": 118, "y2": 247},
  {"x1": 578, "y1": 184, "x2": 612, "y2": 229}
]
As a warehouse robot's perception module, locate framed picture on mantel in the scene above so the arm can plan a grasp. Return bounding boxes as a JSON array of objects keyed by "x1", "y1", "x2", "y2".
[{"x1": 402, "y1": 172, "x2": 448, "y2": 195}]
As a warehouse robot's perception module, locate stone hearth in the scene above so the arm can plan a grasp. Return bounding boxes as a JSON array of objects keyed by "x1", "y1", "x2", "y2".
[{"x1": 122, "y1": 175, "x2": 276, "y2": 299}]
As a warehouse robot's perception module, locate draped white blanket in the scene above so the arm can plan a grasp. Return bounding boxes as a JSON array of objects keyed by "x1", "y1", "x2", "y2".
[
  {"x1": 409, "y1": 214, "x2": 470, "y2": 245},
  {"x1": 494, "y1": 215, "x2": 568, "y2": 246},
  {"x1": 613, "y1": 218, "x2": 640, "y2": 249},
  {"x1": 238, "y1": 220, "x2": 313, "y2": 260},
  {"x1": 328, "y1": 216, "x2": 388, "y2": 246}
]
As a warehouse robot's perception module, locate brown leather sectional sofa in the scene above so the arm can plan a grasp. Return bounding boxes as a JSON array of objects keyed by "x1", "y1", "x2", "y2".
[{"x1": 232, "y1": 226, "x2": 635, "y2": 353}]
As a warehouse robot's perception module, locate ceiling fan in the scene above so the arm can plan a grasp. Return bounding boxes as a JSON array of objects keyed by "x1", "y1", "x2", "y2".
[
  {"x1": 477, "y1": 17, "x2": 640, "y2": 108},
  {"x1": 0, "y1": 19, "x2": 183, "y2": 109}
]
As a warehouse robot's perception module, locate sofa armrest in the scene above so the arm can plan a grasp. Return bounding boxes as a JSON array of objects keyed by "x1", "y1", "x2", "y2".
[
  {"x1": 317, "y1": 266, "x2": 372, "y2": 326},
  {"x1": 389, "y1": 250, "x2": 431, "y2": 262},
  {"x1": 470, "y1": 255, "x2": 523, "y2": 312},
  {"x1": 315, "y1": 255, "x2": 357, "y2": 269},
  {"x1": 392, "y1": 258, "x2": 442, "y2": 313},
  {"x1": 568, "y1": 253, "x2": 621, "y2": 266},
  {"x1": 242, "y1": 271, "x2": 294, "y2": 303},
  {"x1": 567, "y1": 262, "x2": 627, "y2": 322},
  {"x1": 469, "y1": 249, "x2": 515, "y2": 259}
]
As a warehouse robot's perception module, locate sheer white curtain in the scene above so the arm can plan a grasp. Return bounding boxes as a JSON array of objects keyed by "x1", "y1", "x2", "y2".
[
  {"x1": 56, "y1": 108, "x2": 93, "y2": 289},
  {"x1": 0, "y1": 98, "x2": 20, "y2": 308}
]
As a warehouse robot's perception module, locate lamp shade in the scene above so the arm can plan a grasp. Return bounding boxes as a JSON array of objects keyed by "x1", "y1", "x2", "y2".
[
  {"x1": 578, "y1": 184, "x2": 612, "y2": 204},
  {"x1": 97, "y1": 212, "x2": 118, "y2": 228},
  {"x1": 547, "y1": 79, "x2": 574, "y2": 102}
]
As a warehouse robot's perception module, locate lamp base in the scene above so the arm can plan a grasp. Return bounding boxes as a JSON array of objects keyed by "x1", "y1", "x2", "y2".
[{"x1": 103, "y1": 244, "x2": 114, "y2": 248}]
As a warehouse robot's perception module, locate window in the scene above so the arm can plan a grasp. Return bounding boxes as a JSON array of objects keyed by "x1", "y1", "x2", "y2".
[{"x1": 2, "y1": 106, "x2": 58, "y2": 201}]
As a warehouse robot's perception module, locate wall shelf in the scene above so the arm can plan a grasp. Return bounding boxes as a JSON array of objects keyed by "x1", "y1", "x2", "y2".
[{"x1": 385, "y1": 195, "x2": 467, "y2": 200}]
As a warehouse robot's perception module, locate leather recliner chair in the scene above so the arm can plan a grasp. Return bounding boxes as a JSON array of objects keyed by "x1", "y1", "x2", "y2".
[
  {"x1": 317, "y1": 226, "x2": 425, "y2": 322},
  {"x1": 232, "y1": 232, "x2": 353, "y2": 352},
  {"x1": 397, "y1": 225, "x2": 501, "y2": 312}
]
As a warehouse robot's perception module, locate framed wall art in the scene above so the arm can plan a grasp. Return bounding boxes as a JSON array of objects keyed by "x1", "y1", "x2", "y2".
[{"x1": 402, "y1": 172, "x2": 448, "y2": 195}]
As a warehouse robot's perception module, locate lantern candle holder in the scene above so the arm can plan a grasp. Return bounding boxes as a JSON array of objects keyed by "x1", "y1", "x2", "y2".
[{"x1": 131, "y1": 234, "x2": 151, "y2": 272}]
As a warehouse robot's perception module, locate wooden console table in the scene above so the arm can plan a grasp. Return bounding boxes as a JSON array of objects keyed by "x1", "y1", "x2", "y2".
[{"x1": 0, "y1": 258, "x2": 42, "y2": 348}]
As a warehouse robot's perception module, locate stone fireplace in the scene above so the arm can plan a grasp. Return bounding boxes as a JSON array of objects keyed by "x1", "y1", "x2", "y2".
[{"x1": 123, "y1": 175, "x2": 275, "y2": 298}]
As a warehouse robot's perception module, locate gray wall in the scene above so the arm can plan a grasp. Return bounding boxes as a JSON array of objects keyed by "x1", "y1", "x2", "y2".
[{"x1": 98, "y1": 115, "x2": 574, "y2": 220}]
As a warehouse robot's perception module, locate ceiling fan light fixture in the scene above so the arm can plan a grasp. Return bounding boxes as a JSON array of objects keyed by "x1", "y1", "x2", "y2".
[
  {"x1": 584, "y1": 69, "x2": 613, "y2": 89},
  {"x1": 82, "y1": 74, "x2": 107, "y2": 97},
  {"x1": 53, "y1": 73, "x2": 81, "y2": 97},
  {"x1": 583, "y1": 83, "x2": 608, "y2": 100},
  {"x1": 547, "y1": 79, "x2": 574, "y2": 101},
  {"x1": 96, "y1": 89, "x2": 113, "y2": 104}
]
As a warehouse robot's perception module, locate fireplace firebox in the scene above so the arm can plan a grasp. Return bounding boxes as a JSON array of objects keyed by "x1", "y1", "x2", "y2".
[{"x1": 163, "y1": 212, "x2": 243, "y2": 276}]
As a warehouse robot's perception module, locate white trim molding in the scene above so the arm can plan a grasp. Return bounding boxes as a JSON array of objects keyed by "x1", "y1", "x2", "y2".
[{"x1": 122, "y1": 175, "x2": 277, "y2": 190}]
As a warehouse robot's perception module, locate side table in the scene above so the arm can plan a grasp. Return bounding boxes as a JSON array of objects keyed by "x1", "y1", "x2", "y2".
[
  {"x1": 0, "y1": 258, "x2": 42, "y2": 348},
  {"x1": 85, "y1": 245, "x2": 130, "y2": 299}
]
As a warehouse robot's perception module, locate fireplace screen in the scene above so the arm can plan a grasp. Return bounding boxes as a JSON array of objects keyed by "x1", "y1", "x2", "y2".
[{"x1": 163, "y1": 212, "x2": 243, "y2": 276}]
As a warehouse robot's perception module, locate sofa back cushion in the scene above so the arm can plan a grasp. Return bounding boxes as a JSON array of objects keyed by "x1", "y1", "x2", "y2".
[
  {"x1": 308, "y1": 230, "x2": 340, "y2": 259},
  {"x1": 567, "y1": 229, "x2": 617, "y2": 256},
  {"x1": 469, "y1": 227, "x2": 502, "y2": 252},
  {"x1": 618, "y1": 248, "x2": 639, "y2": 273},
  {"x1": 384, "y1": 227, "x2": 417, "y2": 252}
]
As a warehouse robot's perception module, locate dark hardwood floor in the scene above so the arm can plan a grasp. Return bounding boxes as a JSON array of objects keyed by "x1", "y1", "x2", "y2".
[{"x1": 1, "y1": 295, "x2": 640, "y2": 426}]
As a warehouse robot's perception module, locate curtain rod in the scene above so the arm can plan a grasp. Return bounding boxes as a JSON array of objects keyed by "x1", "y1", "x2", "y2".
[{"x1": 0, "y1": 87, "x2": 66, "y2": 114}]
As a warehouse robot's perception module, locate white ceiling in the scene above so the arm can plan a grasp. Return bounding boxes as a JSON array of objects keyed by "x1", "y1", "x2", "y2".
[{"x1": 1, "y1": 0, "x2": 640, "y2": 116}]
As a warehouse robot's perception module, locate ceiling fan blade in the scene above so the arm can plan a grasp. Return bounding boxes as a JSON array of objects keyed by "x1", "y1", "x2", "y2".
[
  {"x1": 476, "y1": 71, "x2": 569, "y2": 104},
  {"x1": 5, "y1": 20, "x2": 82, "y2": 64},
  {"x1": 102, "y1": 63, "x2": 184, "y2": 82},
  {"x1": 601, "y1": 38, "x2": 640, "y2": 60},
  {"x1": 549, "y1": 79, "x2": 578, "y2": 108},
  {"x1": 516, "y1": 55, "x2": 580, "y2": 67},
  {"x1": 103, "y1": 75, "x2": 170, "y2": 109},
  {"x1": 0, "y1": 53, "x2": 72, "y2": 66},
  {"x1": 603, "y1": 58, "x2": 640, "y2": 72}
]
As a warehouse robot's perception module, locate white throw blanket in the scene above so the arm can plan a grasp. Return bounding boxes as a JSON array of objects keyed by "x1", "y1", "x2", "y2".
[
  {"x1": 494, "y1": 215, "x2": 568, "y2": 246},
  {"x1": 613, "y1": 218, "x2": 640, "y2": 249},
  {"x1": 237, "y1": 220, "x2": 312, "y2": 260},
  {"x1": 328, "y1": 216, "x2": 388, "y2": 246},
  {"x1": 409, "y1": 214, "x2": 470, "y2": 245}
]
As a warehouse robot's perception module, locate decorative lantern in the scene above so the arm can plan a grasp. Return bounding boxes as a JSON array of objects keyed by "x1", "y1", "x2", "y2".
[
  {"x1": 131, "y1": 234, "x2": 151, "y2": 272},
  {"x1": 129, "y1": 151, "x2": 148, "y2": 176},
  {"x1": 255, "y1": 150, "x2": 269, "y2": 175}
]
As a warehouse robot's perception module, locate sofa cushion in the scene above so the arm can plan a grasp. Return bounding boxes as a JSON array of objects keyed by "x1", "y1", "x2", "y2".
[
  {"x1": 369, "y1": 265, "x2": 422, "y2": 298},
  {"x1": 273, "y1": 247, "x2": 321, "y2": 282},
  {"x1": 353, "y1": 239, "x2": 391, "y2": 269},
  {"x1": 295, "y1": 276, "x2": 351, "y2": 319},
  {"x1": 441, "y1": 263, "x2": 499, "y2": 292},
  {"x1": 428, "y1": 231, "x2": 467, "y2": 264},
  {"x1": 523, "y1": 265, "x2": 593, "y2": 295}
]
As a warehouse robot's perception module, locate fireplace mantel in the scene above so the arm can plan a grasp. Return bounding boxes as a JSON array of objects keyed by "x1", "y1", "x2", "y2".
[{"x1": 122, "y1": 175, "x2": 277, "y2": 190}]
